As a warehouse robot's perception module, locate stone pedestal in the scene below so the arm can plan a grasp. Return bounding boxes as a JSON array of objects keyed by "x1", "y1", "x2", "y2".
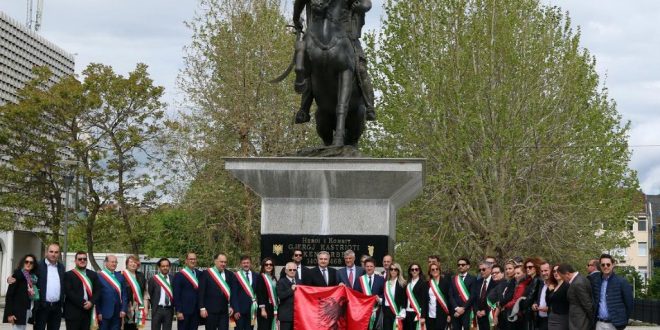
[{"x1": 224, "y1": 157, "x2": 424, "y2": 266}]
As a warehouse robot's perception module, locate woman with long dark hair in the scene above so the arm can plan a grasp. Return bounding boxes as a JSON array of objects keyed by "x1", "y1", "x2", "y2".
[
  {"x1": 404, "y1": 263, "x2": 428, "y2": 330},
  {"x1": 523, "y1": 257, "x2": 544, "y2": 330},
  {"x1": 503, "y1": 265, "x2": 531, "y2": 329},
  {"x1": 3, "y1": 254, "x2": 39, "y2": 330},
  {"x1": 547, "y1": 264, "x2": 569, "y2": 330},
  {"x1": 257, "y1": 257, "x2": 278, "y2": 330},
  {"x1": 425, "y1": 262, "x2": 450, "y2": 330}
]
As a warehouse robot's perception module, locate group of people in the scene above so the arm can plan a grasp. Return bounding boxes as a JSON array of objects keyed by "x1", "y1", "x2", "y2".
[{"x1": 3, "y1": 243, "x2": 635, "y2": 330}]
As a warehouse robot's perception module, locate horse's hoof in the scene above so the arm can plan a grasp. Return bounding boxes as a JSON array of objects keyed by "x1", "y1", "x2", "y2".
[
  {"x1": 294, "y1": 110, "x2": 311, "y2": 124},
  {"x1": 366, "y1": 109, "x2": 376, "y2": 121}
]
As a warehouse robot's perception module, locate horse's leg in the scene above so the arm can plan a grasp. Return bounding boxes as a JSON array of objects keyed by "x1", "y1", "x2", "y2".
[{"x1": 332, "y1": 69, "x2": 353, "y2": 146}]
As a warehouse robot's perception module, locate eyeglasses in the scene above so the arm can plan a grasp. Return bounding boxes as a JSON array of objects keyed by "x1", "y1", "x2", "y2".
[
  {"x1": 389, "y1": 268, "x2": 399, "y2": 272},
  {"x1": 552, "y1": 270, "x2": 558, "y2": 273},
  {"x1": 601, "y1": 263, "x2": 612, "y2": 267},
  {"x1": 430, "y1": 268, "x2": 439, "y2": 271},
  {"x1": 526, "y1": 265, "x2": 534, "y2": 269},
  {"x1": 265, "y1": 263, "x2": 274, "y2": 266},
  {"x1": 457, "y1": 263, "x2": 467, "y2": 267},
  {"x1": 77, "y1": 257, "x2": 87, "y2": 261},
  {"x1": 479, "y1": 268, "x2": 487, "y2": 272},
  {"x1": 294, "y1": 254, "x2": 303, "y2": 257},
  {"x1": 25, "y1": 260, "x2": 34, "y2": 265},
  {"x1": 286, "y1": 269, "x2": 296, "y2": 271},
  {"x1": 410, "y1": 268, "x2": 420, "y2": 271},
  {"x1": 491, "y1": 271, "x2": 501, "y2": 275}
]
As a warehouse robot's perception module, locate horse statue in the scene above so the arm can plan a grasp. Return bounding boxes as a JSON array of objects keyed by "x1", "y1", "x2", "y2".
[{"x1": 274, "y1": 0, "x2": 373, "y2": 147}]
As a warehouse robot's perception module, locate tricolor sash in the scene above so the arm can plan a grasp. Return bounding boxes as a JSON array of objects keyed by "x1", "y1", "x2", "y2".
[
  {"x1": 180, "y1": 267, "x2": 199, "y2": 289},
  {"x1": 406, "y1": 282, "x2": 424, "y2": 330},
  {"x1": 236, "y1": 271, "x2": 258, "y2": 326},
  {"x1": 98, "y1": 269, "x2": 122, "y2": 302},
  {"x1": 153, "y1": 273, "x2": 173, "y2": 303},
  {"x1": 72, "y1": 268, "x2": 98, "y2": 329},
  {"x1": 123, "y1": 271, "x2": 146, "y2": 328},
  {"x1": 359, "y1": 275, "x2": 378, "y2": 330},
  {"x1": 453, "y1": 275, "x2": 470, "y2": 303},
  {"x1": 429, "y1": 279, "x2": 449, "y2": 315},
  {"x1": 261, "y1": 274, "x2": 279, "y2": 330},
  {"x1": 384, "y1": 281, "x2": 404, "y2": 330},
  {"x1": 207, "y1": 268, "x2": 231, "y2": 301},
  {"x1": 487, "y1": 298, "x2": 497, "y2": 327}
]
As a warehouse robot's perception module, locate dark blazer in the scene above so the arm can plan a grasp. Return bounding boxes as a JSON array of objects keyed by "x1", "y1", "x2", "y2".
[
  {"x1": 337, "y1": 266, "x2": 365, "y2": 290},
  {"x1": 356, "y1": 273, "x2": 385, "y2": 299},
  {"x1": 276, "y1": 276, "x2": 301, "y2": 323},
  {"x1": 383, "y1": 280, "x2": 407, "y2": 314},
  {"x1": 3, "y1": 269, "x2": 36, "y2": 325},
  {"x1": 64, "y1": 269, "x2": 100, "y2": 321},
  {"x1": 567, "y1": 273, "x2": 594, "y2": 330},
  {"x1": 473, "y1": 276, "x2": 497, "y2": 311},
  {"x1": 147, "y1": 273, "x2": 174, "y2": 312},
  {"x1": 232, "y1": 270, "x2": 262, "y2": 315},
  {"x1": 173, "y1": 268, "x2": 202, "y2": 315},
  {"x1": 407, "y1": 278, "x2": 429, "y2": 317},
  {"x1": 279, "y1": 264, "x2": 310, "y2": 282},
  {"x1": 449, "y1": 273, "x2": 477, "y2": 311},
  {"x1": 96, "y1": 270, "x2": 128, "y2": 319},
  {"x1": 425, "y1": 276, "x2": 452, "y2": 318},
  {"x1": 36, "y1": 259, "x2": 65, "y2": 304},
  {"x1": 198, "y1": 269, "x2": 236, "y2": 314},
  {"x1": 304, "y1": 267, "x2": 338, "y2": 287}
]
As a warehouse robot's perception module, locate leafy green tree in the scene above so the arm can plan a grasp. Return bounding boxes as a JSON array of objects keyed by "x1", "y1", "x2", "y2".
[
  {"x1": 170, "y1": 0, "x2": 315, "y2": 262},
  {"x1": 365, "y1": 0, "x2": 638, "y2": 264}
]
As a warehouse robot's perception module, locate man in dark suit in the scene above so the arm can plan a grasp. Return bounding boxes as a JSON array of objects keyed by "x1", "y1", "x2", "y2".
[
  {"x1": 337, "y1": 249, "x2": 365, "y2": 290},
  {"x1": 449, "y1": 257, "x2": 476, "y2": 330},
  {"x1": 173, "y1": 252, "x2": 203, "y2": 330},
  {"x1": 96, "y1": 255, "x2": 127, "y2": 330},
  {"x1": 232, "y1": 255, "x2": 262, "y2": 330},
  {"x1": 304, "y1": 251, "x2": 338, "y2": 287},
  {"x1": 473, "y1": 260, "x2": 496, "y2": 330},
  {"x1": 277, "y1": 262, "x2": 302, "y2": 330},
  {"x1": 558, "y1": 263, "x2": 594, "y2": 330},
  {"x1": 64, "y1": 251, "x2": 100, "y2": 330},
  {"x1": 148, "y1": 258, "x2": 175, "y2": 330},
  {"x1": 199, "y1": 253, "x2": 236, "y2": 330},
  {"x1": 356, "y1": 258, "x2": 385, "y2": 299},
  {"x1": 10, "y1": 243, "x2": 65, "y2": 330},
  {"x1": 279, "y1": 249, "x2": 310, "y2": 282}
]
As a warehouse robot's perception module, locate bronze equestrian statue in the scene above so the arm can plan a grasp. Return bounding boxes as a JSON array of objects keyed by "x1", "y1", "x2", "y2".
[{"x1": 285, "y1": 0, "x2": 376, "y2": 147}]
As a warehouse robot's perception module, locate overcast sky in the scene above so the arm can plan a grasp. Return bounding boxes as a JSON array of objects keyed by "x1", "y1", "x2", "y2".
[{"x1": 2, "y1": 0, "x2": 659, "y2": 194}]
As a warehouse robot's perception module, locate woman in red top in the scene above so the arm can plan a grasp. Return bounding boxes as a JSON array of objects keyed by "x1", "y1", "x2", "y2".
[{"x1": 504, "y1": 265, "x2": 531, "y2": 328}]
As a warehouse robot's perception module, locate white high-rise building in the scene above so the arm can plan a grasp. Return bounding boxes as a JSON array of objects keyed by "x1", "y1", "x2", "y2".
[{"x1": 0, "y1": 11, "x2": 75, "y2": 294}]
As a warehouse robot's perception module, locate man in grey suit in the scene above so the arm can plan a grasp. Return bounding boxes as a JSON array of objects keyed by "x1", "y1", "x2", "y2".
[
  {"x1": 558, "y1": 263, "x2": 594, "y2": 330},
  {"x1": 337, "y1": 249, "x2": 365, "y2": 290}
]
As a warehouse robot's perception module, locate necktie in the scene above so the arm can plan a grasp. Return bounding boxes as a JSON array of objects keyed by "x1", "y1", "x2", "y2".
[
  {"x1": 480, "y1": 279, "x2": 488, "y2": 301},
  {"x1": 245, "y1": 271, "x2": 250, "y2": 285},
  {"x1": 368, "y1": 275, "x2": 372, "y2": 288},
  {"x1": 322, "y1": 268, "x2": 328, "y2": 285},
  {"x1": 348, "y1": 268, "x2": 354, "y2": 287}
]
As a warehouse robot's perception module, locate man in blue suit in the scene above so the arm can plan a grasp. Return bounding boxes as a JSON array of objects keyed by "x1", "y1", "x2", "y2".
[
  {"x1": 356, "y1": 258, "x2": 384, "y2": 299},
  {"x1": 232, "y1": 255, "x2": 262, "y2": 330},
  {"x1": 174, "y1": 252, "x2": 203, "y2": 330},
  {"x1": 199, "y1": 253, "x2": 236, "y2": 330},
  {"x1": 337, "y1": 249, "x2": 365, "y2": 290},
  {"x1": 97, "y1": 255, "x2": 128, "y2": 330}
]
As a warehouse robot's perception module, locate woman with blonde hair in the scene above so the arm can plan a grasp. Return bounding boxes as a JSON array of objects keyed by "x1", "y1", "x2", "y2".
[{"x1": 383, "y1": 263, "x2": 407, "y2": 330}]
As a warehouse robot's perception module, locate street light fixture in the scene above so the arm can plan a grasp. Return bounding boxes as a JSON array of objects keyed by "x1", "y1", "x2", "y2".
[{"x1": 57, "y1": 159, "x2": 81, "y2": 266}]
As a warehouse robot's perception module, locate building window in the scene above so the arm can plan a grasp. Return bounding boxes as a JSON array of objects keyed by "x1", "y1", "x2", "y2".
[
  {"x1": 638, "y1": 242, "x2": 648, "y2": 257},
  {"x1": 638, "y1": 219, "x2": 646, "y2": 231}
]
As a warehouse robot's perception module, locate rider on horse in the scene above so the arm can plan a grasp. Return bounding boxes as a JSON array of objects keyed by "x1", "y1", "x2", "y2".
[{"x1": 292, "y1": 0, "x2": 376, "y2": 124}]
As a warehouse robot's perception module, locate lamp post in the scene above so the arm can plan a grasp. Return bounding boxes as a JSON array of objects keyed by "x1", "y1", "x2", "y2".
[{"x1": 58, "y1": 159, "x2": 80, "y2": 266}]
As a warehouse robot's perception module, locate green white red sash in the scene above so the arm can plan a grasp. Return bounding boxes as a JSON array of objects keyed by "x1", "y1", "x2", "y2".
[
  {"x1": 406, "y1": 281, "x2": 424, "y2": 330},
  {"x1": 180, "y1": 267, "x2": 199, "y2": 289},
  {"x1": 261, "y1": 274, "x2": 279, "y2": 330},
  {"x1": 153, "y1": 273, "x2": 173, "y2": 303},
  {"x1": 487, "y1": 297, "x2": 497, "y2": 327},
  {"x1": 429, "y1": 279, "x2": 449, "y2": 315},
  {"x1": 99, "y1": 269, "x2": 122, "y2": 302},
  {"x1": 207, "y1": 268, "x2": 231, "y2": 302},
  {"x1": 384, "y1": 280, "x2": 404, "y2": 330},
  {"x1": 122, "y1": 271, "x2": 146, "y2": 328},
  {"x1": 236, "y1": 270, "x2": 258, "y2": 326},
  {"x1": 359, "y1": 275, "x2": 379, "y2": 330},
  {"x1": 453, "y1": 275, "x2": 470, "y2": 303},
  {"x1": 72, "y1": 268, "x2": 98, "y2": 329}
]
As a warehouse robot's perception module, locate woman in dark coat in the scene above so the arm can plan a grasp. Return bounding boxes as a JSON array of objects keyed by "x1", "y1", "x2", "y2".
[
  {"x1": 547, "y1": 264, "x2": 570, "y2": 330},
  {"x1": 257, "y1": 257, "x2": 278, "y2": 330},
  {"x1": 3, "y1": 254, "x2": 39, "y2": 330}
]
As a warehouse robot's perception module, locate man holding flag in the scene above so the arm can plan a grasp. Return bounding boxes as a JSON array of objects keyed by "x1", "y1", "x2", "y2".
[
  {"x1": 97, "y1": 255, "x2": 127, "y2": 330},
  {"x1": 148, "y1": 258, "x2": 175, "y2": 330},
  {"x1": 63, "y1": 251, "x2": 99, "y2": 330},
  {"x1": 356, "y1": 258, "x2": 384, "y2": 330}
]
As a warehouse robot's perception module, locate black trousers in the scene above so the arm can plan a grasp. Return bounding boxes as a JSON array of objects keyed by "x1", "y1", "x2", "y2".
[
  {"x1": 383, "y1": 306, "x2": 400, "y2": 330},
  {"x1": 177, "y1": 313, "x2": 199, "y2": 330},
  {"x1": 65, "y1": 316, "x2": 91, "y2": 330},
  {"x1": 34, "y1": 301, "x2": 63, "y2": 330},
  {"x1": 151, "y1": 307, "x2": 174, "y2": 330},
  {"x1": 451, "y1": 312, "x2": 472, "y2": 330},
  {"x1": 404, "y1": 311, "x2": 420, "y2": 330},
  {"x1": 477, "y1": 313, "x2": 490, "y2": 330},
  {"x1": 235, "y1": 314, "x2": 253, "y2": 330},
  {"x1": 537, "y1": 316, "x2": 548, "y2": 330},
  {"x1": 427, "y1": 316, "x2": 448, "y2": 330},
  {"x1": 280, "y1": 321, "x2": 293, "y2": 330},
  {"x1": 205, "y1": 312, "x2": 229, "y2": 330}
]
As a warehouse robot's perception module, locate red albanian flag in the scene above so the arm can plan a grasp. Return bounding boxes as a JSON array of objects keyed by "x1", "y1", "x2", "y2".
[{"x1": 294, "y1": 285, "x2": 377, "y2": 330}]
